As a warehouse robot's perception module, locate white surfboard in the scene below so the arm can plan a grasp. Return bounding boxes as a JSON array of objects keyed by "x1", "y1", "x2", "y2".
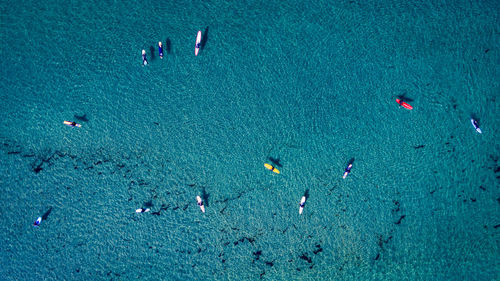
[
  {"x1": 195, "y1": 31, "x2": 202, "y2": 56},
  {"x1": 299, "y1": 196, "x2": 306, "y2": 214}
]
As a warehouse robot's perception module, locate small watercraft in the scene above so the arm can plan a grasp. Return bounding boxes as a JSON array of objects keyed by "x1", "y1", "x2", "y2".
[
  {"x1": 142, "y1": 49, "x2": 148, "y2": 65},
  {"x1": 195, "y1": 31, "x2": 201, "y2": 56},
  {"x1": 396, "y1": 99, "x2": 413, "y2": 110},
  {"x1": 63, "y1": 121, "x2": 81, "y2": 127},
  {"x1": 264, "y1": 163, "x2": 280, "y2": 174},
  {"x1": 299, "y1": 196, "x2": 306, "y2": 215},
  {"x1": 33, "y1": 217, "x2": 42, "y2": 227},
  {"x1": 343, "y1": 164, "x2": 352, "y2": 179},
  {"x1": 471, "y1": 119, "x2": 482, "y2": 134},
  {"x1": 158, "y1": 41, "x2": 164, "y2": 59},
  {"x1": 135, "y1": 208, "x2": 150, "y2": 213},
  {"x1": 196, "y1": 196, "x2": 205, "y2": 213}
]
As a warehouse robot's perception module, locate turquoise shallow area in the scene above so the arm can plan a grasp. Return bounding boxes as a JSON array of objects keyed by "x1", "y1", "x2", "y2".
[{"x1": 1, "y1": 0, "x2": 499, "y2": 280}]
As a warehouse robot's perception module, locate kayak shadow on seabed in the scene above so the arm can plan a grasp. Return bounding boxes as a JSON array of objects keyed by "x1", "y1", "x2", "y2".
[
  {"x1": 165, "y1": 38, "x2": 172, "y2": 54},
  {"x1": 201, "y1": 186, "x2": 210, "y2": 207},
  {"x1": 149, "y1": 46, "x2": 156, "y2": 60},
  {"x1": 347, "y1": 158, "x2": 355, "y2": 166},
  {"x1": 73, "y1": 114, "x2": 89, "y2": 122},
  {"x1": 143, "y1": 200, "x2": 154, "y2": 208},
  {"x1": 200, "y1": 26, "x2": 209, "y2": 50},
  {"x1": 42, "y1": 207, "x2": 53, "y2": 221},
  {"x1": 396, "y1": 93, "x2": 414, "y2": 103},
  {"x1": 268, "y1": 156, "x2": 283, "y2": 168},
  {"x1": 471, "y1": 113, "x2": 480, "y2": 122}
]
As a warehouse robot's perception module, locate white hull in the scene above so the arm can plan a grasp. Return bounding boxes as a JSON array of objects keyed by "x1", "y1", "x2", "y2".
[
  {"x1": 195, "y1": 31, "x2": 202, "y2": 56},
  {"x1": 299, "y1": 196, "x2": 306, "y2": 214}
]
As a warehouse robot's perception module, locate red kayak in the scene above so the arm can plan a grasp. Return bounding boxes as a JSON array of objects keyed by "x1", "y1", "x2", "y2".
[{"x1": 396, "y1": 99, "x2": 413, "y2": 110}]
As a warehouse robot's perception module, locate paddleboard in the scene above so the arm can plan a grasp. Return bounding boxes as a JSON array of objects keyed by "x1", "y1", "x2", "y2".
[
  {"x1": 63, "y1": 121, "x2": 81, "y2": 127},
  {"x1": 196, "y1": 196, "x2": 205, "y2": 213},
  {"x1": 299, "y1": 196, "x2": 306, "y2": 214},
  {"x1": 195, "y1": 31, "x2": 201, "y2": 56},
  {"x1": 264, "y1": 163, "x2": 280, "y2": 174},
  {"x1": 396, "y1": 99, "x2": 413, "y2": 110},
  {"x1": 33, "y1": 217, "x2": 42, "y2": 227},
  {"x1": 471, "y1": 119, "x2": 482, "y2": 134}
]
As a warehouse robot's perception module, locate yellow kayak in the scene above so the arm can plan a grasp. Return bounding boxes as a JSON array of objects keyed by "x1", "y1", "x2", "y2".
[{"x1": 264, "y1": 163, "x2": 280, "y2": 174}]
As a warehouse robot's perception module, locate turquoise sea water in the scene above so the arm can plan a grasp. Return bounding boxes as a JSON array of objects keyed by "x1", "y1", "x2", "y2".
[{"x1": 1, "y1": 0, "x2": 499, "y2": 280}]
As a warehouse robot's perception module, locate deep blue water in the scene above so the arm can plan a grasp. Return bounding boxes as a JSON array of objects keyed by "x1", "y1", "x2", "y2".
[{"x1": 1, "y1": 0, "x2": 499, "y2": 280}]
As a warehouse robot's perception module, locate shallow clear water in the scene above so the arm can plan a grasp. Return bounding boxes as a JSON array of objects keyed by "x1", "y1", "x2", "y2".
[{"x1": 1, "y1": 0, "x2": 499, "y2": 280}]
